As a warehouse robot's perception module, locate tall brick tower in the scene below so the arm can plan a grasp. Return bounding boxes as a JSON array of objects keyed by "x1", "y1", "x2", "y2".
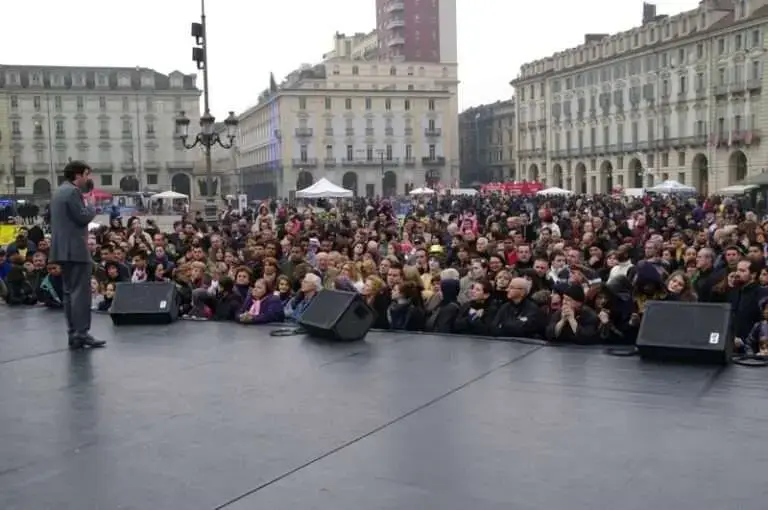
[{"x1": 375, "y1": 0, "x2": 457, "y2": 63}]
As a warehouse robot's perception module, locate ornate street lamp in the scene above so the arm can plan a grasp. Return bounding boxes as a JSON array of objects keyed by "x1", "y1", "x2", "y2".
[{"x1": 175, "y1": 0, "x2": 239, "y2": 221}]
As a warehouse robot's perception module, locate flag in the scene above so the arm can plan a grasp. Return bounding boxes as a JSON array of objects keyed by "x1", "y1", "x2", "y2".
[{"x1": 269, "y1": 73, "x2": 278, "y2": 93}]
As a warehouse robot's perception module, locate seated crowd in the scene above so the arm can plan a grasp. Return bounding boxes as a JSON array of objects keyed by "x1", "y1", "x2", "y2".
[{"x1": 2, "y1": 194, "x2": 768, "y2": 356}]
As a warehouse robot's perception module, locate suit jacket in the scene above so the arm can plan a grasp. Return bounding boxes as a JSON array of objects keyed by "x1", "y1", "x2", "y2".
[{"x1": 49, "y1": 181, "x2": 96, "y2": 263}]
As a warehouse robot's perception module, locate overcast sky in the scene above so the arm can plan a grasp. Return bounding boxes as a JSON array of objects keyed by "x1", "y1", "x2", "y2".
[{"x1": 4, "y1": 0, "x2": 700, "y2": 116}]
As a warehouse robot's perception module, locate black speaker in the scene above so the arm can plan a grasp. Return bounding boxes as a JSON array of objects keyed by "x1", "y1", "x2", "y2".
[
  {"x1": 636, "y1": 301, "x2": 733, "y2": 364},
  {"x1": 298, "y1": 289, "x2": 374, "y2": 342},
  {"x1": 110, "y1": 281, "x2": 179, "y2": 326}
]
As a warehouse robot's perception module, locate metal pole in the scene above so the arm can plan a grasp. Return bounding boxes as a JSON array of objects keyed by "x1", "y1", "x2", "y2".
[
  {"x1": 135, "y1": 89, "x2": 144, "y2": 190},
  {"x1": 201, "y1": 0, "x2": 214, "y2": 205},
  {"x1": 45, "y1": 94, "x2": 55, "y2": 196}
]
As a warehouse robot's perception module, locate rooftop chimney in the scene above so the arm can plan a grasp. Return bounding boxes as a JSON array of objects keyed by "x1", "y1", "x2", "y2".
[{"x1": 642, "y1": 2, "x2": 657, "y2": 24}]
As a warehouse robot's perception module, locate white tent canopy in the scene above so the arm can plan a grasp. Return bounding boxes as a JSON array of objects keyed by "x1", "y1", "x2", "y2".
[
  {"x1": 717, "y1": 184, "x2": 757, "y2": 195},
  {"x1": 296, "y1": 177, "x2": 353, "y2": 198},
  {"x1": 409, "y1": 186, "x2": 435, "y2": 195},
  {"x1": 537, "y1": 187, "x2": 573, "y2": 196},
  {"x1": 648, "y1": 180, "x2": 696, "y2": 193},
  {"x1": 151, "y1": 190, "x2": 189, "y2": 200}
]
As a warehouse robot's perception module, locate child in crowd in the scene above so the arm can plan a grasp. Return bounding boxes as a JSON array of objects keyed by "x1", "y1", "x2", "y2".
[
  {"x1": 91, "y1": 278, "x2": 105, "y2": 311},
  {"x1": 38, "y1": 262, "x2": 64, "y2": 308},
  {"x1": 98, "y1": 283, "x2": 116, "y2": 312}
]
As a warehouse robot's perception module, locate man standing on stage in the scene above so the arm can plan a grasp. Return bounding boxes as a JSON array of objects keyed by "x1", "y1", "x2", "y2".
[{"x1": 49, "y1": 161, "x2": 106, "y2": 349}]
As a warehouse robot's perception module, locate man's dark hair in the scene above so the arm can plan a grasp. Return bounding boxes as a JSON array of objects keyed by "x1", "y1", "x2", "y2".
[{"x1": 63, "y1": 160, "x2": 91, "y2": 182}]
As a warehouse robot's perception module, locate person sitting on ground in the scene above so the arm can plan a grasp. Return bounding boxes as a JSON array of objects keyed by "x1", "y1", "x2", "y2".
[
  {"x1": 238, "y1": 278, "x2": 285, "y2": 325},
  {"x1": 3, "y1": 254, "x2": 37, "y2": 306},
  {"x1": 38, "y1": 262, "x2": 64, "y2": 308},
  {"x1": 491, "y1": 277, "x2": 546, "y2": 339},
  {"x1": 284, "y1": 273, "x2": 322, "y2": 323},
  {"x1": 545, "y1": 283, "x2": 599, "y2": 344}
]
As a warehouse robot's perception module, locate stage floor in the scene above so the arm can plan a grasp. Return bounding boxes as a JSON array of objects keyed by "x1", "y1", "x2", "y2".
[{"x1": 1, "y1": 306, "x2": 767, "y2": 510}]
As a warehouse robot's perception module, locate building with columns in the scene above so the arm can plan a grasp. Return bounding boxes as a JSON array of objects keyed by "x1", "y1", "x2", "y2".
[
  {"x1": 459, "y1": 99, "x2": 515, "y2": 185},
  {"x1": 0, "y1": 65, "x2": 200, "y2": 198},
  {"x1": 511, "y1": 0, "x2": 768, "y2": 194}
]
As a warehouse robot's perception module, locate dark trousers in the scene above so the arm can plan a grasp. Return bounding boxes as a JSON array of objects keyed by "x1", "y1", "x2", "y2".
[{"x1": 61, "y1": 262, "x2": 92, "y2": 339}]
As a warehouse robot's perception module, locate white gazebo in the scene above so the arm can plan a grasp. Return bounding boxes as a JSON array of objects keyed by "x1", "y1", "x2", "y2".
[
  {"x1": 296, "y1": 178, "x2": 353, "y2": 198},
  {"x1": 648, "y1": 180, "x2": 696, "y2": 194},
  {"x1": 537, "y1": 187, "x2": 573, "y2": 196},
  {"x1": 409, "y1": 186, "x2": 436, "y2": 195},
  {"x1": 151, "y1": 190, "x2": 189, "y2": 200}
]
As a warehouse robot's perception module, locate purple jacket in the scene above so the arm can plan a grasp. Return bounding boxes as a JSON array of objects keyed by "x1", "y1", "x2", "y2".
[{"x1": 239, "y1": 293, "x2": 285, "y2": 324}]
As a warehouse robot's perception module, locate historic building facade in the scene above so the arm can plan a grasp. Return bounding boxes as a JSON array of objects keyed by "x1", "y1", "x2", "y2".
[
  {"x1": 459, "y1": 100, "x2": 515, "y2": 184},
  {"x1": 237, "y1": 61, "x2": 459, "y2": 199},
  {"x1": 0, "y1": 65, "x2": 200, "y2": 197},
  {"x1": 512, "y1": 0, "x2": 768, "y2": 194}
]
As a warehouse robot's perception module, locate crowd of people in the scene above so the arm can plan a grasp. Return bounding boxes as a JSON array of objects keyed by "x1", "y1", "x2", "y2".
[{"x1": 1, "y1": 190, "x2": 768, "y2": 356}]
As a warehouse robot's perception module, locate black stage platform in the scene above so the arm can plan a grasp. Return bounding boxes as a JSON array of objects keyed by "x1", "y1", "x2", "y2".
[{"x1": 1, "y1": 306, "x2": 767, "y2": 510}]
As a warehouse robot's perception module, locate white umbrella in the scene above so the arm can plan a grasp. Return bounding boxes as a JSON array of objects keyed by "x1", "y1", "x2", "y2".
[
  {"x1": 409, "y1": 187, "x2": 435, "y2": 195},
  {"x1": 537, "y1": 187, "x2": 573, "y2": 196}
]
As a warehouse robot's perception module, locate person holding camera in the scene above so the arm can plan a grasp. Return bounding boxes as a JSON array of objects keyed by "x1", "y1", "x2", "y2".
[{"x1": 49, "y1": 161, "x2": 106, "y2": 349}]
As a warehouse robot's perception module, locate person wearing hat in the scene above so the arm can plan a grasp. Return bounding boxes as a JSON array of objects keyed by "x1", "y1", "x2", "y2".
[{"x1": 545, "y1": 283, "x2": 599, "y2": 344}]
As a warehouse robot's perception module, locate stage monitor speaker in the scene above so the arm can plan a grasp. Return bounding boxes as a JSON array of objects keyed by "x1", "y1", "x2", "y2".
[
  {"x1": 298, "y1": 289, "x2": 374, "y2": 342},
  {"x1": 636, "y1": 301, "x2": 733, "y2": 364},
  {"x1": 110, "y1": 281, "x2": 179, "y2": 326}
]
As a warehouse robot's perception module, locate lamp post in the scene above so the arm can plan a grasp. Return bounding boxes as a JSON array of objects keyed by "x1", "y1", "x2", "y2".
[{"x1": 175, "y1": 0, "x2": 239, "y2": 221}]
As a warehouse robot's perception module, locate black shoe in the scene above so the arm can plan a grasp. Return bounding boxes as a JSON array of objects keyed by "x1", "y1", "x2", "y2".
[
  {"x1": 68, "y1": 337, "x2": 84, "y2": 350},
  {"x1": 81, "y1": 334, "x2": 106, "y2": 348}
]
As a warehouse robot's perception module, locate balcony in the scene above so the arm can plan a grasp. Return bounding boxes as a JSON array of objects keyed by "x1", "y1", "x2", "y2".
[
  {"x1": 323, "y1": 157, "x2": 337, "y2": 167},
  {"x1": 365, "y1": 128, "x2": 375, "y2": 136},
  {"x1": 92, "y1": 162, "x2": 113, "y2": 172},
  {"x1": 385, "y1": 127, "x2": 394, "y2": 136},
  {"x1": 324, "y1": 128, "x2": 334, "y2": 136},
  {"x1": 166, "y1": 161, "x2": 193, "y2": 170},
  {"x1": 745, "y1": 129, "x2": 761, "y2": 144},
  {"x1": 345, "y1": 128, "x2": 355, "y2": 136},
  {"x1": 342, "y1": 158, "x2": 357, "y2": 167},
  {"x1": 404, "y1": 157, "x2": 416, "y2": 166},
  {"x1": 386, "y1": 18, "x2": 405, "y2": 30},
  {"x1": 146, "y1": 131, "x2": 156, "y2": 139},
  {"x1": 729, "y1": 82, "x2": 746, "y2": 94},
  {"x1": 424, "y1": 128, "x2": 442, "y2": 137},
  {"x1": 292, "y1": 158, "x2": 318, "y2": 167},
  {"x1": 295, "y1": 127, "x2": 313, "y2": 137},
  {"x1": 387, "y1": 36, "x2": 405, "y2": 47},
  {"x1": 32, "y1": 163, "x2": 50, "y2": 174},
  {"x1": 99, "y1": 130, "x2": 110, "y2": 139},
  {"x1": 682, "y1": 134, "x2": 708, "y2": 147},
  {"x1": 76, "y1": 129, "x2": 87, "y2": 139},
  {"x1": 404, "y1": 127, "x2": 413, "y2": 136},
  {"x1": 712, "y1": 84, "x2": 728, "y2": 96},
  {"x1": 695, "y1": 88, "x2": 707, "y2": 100},
  {"x1": 33, "y1": 131, "x2": 44, "y2": 140},
  {"x1": 11, "y1": 131, "x2": 22, "y2": 140},
  {"x1": 747, "y1": 79, "x2": 762, "y2": 91},
  {"x1": 537, "y1": 119, "x2": 547, "y2": 127},
  {"x1": 385, "y1": 1, "x2": 404, "y2": 13},
  {"x1": 143, "y1": 161, "x2": 160, "y2": 170},
  {"x1": 660, "y1": 94, "x2": 670, "y2": 106},
  {"x1": 422, "y1": 156, "x2": 446, "y2": 167},
  {"x1": 121, "y1": 162, "x2": 136, "y2": 171},
  {"x1": 55, "y1": 131, "x2": 66, "y2": 139},
  {"x1": 122, "y1": 130, "x2": 132, "y2": 139}
]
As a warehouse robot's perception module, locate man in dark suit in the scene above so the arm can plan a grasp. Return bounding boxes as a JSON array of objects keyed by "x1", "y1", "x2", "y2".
[{"x1": 49, "y1": 161, "x2": 105, "y2": 349}]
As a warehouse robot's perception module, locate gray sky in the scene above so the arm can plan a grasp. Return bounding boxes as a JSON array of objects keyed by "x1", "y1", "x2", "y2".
[{"x1": 4, "y1": 0, "x2": 700, "y2": 115}]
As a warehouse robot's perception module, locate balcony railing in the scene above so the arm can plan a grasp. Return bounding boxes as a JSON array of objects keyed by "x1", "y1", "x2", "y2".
[
  {"x1": 365, "y1": 128, "x2": 375, "y2": 136},
  {"x1": 99, "y1": 130, "x2": 110, "y2": 139},
  {"x1": 11, "y1": 131, "x2": 22, "y2": 140},
  {"x1": 342, "y1": 158, "x2": 357, "y2": 166},
  {"x1": 76, "y1": 130, "x2": 87, "y2": 139},
  {"x1": 385, "y1": 1, "x2": 404, "y2": 13},
  {"x1": 324, "y1": 128, "x2": 334, "y2": 136},
  {"x1": 422, "y1": 156, "x2": 446, "y2": 166},
  {"x1": 747, "y1": 79, "x2": 762, "y2": 91},
  {"x1": 121, "y1": 162, "x2": 136, "y2": 171},
  {"x1": 345, "y1": 128, "x2": 355, "y2": 136},
  {"x1": 388, "y1": 36, "x2": 405, "y2": 47},
  {"x1": 424, "y1": 128, "x2": 442, "y2": 137},
  {"x1": 122, "y1": 130, "x2": 132, "y2": 139},
  {"x1": 386, "y1": 18, "x2": 405, "y2": 30},
  {"x1": 323, "y1": 158, "x2": 337, "y2": 167},
  {"x1": 385, "y1": 127, "x2": 394, "y2": 136},
  {"x1": 32, "y1": 163, "x2": 50, "y2": 173},
  {"x1": 404, "y1": 127, "x2": 413, "y2": 136},
  {"x1": 404, "y1": 158, "x2": 416, "y2": 166},
  {"x1": 295, "y1": 127, "x2": 313, "y2": 137},
  {"x1": 292, "y1": 158, "x2": 318, "y2": 167},
  {"x1": 33, "y1": 131, "x2": 44, "y2": 140}
]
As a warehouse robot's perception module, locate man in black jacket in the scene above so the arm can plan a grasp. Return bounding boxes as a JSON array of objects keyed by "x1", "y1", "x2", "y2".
[{"x1": 491, "y1": 277, "x2": 545, "y2": 339}]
